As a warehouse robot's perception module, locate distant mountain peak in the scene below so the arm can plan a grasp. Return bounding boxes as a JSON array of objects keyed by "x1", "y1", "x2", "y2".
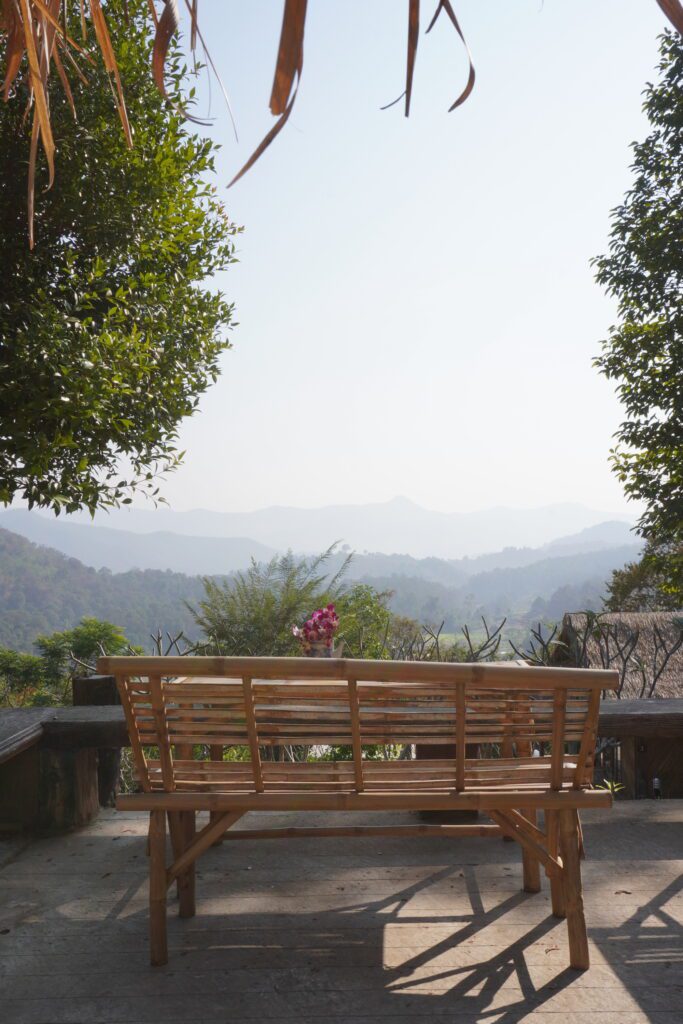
[{"x1": 386, "y1": 495, "x2": 420, "y2": 507}]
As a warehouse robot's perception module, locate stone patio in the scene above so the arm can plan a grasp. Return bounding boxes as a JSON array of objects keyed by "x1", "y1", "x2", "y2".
[{"x1": 1, "y1": 801, "x2": 681, "y2": 1023}]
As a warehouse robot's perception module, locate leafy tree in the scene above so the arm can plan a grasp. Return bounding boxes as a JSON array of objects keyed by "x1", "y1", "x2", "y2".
[
  {"x1": 0, "y1": 647, "x2": 47, "y2": 706},
  {"x1": 0, "y1": 526, "x2": 206, "y2": 651},
  {"x1": 593, "y1": 32, "x2": 683, "y2": 558},
  {"x1": 191, "y1": 548, "x2": 403, "y2": 663},
  {"x1": 605, "y1": 538, "x2": 683, "y2": 610},
  {"x1": 0, "y1": 0, "x2": 240, "y2": 514},
  {"x1": 0, "y1": 617, "x2": 133, "y2": 706},
  {"x1": 36, "y1": 617, "x2": 131, "y2": 685},
  {"x1": 336, "y1": 584, "x2": 392, "y2": 658},
  {"x1": 191, "y1": 548, "x2": 351, "y2": 656}
]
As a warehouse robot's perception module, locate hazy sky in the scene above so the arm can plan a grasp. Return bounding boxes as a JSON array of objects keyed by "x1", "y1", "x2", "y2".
[{"x1": 147, "y1": 0, "x2": 668, "y2": 518}]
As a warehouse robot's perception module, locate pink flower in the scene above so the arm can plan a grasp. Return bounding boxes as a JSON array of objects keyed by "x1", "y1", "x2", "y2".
[{"x1": 293, "y1": 605, "x2": 340, "y2": 649}]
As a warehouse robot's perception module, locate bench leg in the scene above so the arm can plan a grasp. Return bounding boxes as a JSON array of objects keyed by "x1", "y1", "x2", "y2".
[
  {"x1": 149, "y1": 809, "x2": 169, "y2": 967},
  {"x1": 545, "y1": 810, "x2": 566, "y2": 918},
  {"x1": 167, "y1": 812, "x2": 182, "y2": 901},
  {"x1": 520, "y1": 808, "x2": 541, "y2": 893},
  {"x1": 178, "y1": 810, "x2": 196, "y2": 919},
  {"x1": 167, "y1": 810, "x2": 196, "y2": 917},
  {"x1": 560, "y1": 808, "x2": 590, "y2": 970}
]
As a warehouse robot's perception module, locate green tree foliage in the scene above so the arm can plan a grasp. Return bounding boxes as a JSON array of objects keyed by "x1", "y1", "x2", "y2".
[
  {"x1": 35, "y1": 617, "x2": 131, "y2": 685},
  {"x1": 0, "y1": 617, "x2": 133, "y2": 706},
  {"x1": 0, "y1": 527, "x2": 205, "y2": 650},
  {"x1": 191, "y1": 548, "x2": 352, "y2": 656},
  {"x1": 0, "y1": 648, "x2": 46, "y2": 706},
  {"x1": 336, "y1": 584, "x2": 392, "y2": 658},
  {"x1": 605, "y1": 538, "x2": 683, "y2": 611},
  {"x1": 593, "y1": 32, "x2": 683, "y2": 554},
  {"x1": 0, "y1": 0, "x2": 240, "y2": 514}
]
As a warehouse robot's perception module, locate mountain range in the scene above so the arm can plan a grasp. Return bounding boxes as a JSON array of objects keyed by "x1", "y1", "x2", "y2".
[
  {"x1": 0, "y1": 510, "x2": 276, "y2": 575},
  {"x1": 0, "y1": 502, "x2": 642, "y2": 652},
  {"x1": 0, "y1": 508, "x2": 639, "y2": 580},
  {"x1": 0, "y1": 527, "x2": 205, "y2": 652},
  {"x1": 29, "y1": 496, "x2": 634, "y2": 560}
]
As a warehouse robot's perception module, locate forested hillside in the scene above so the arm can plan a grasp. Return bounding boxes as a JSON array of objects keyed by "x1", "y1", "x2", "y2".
[
  {"x1": 0, "y1": 529, "x2": 207, "y2": 651},
  {"x1": 0, "y1": 525, "x2": 641, "y2": 652}
]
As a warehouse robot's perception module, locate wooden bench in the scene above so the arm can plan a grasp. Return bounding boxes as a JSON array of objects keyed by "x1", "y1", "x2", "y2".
[{"x1": 100, "y1": 655, "x2": 618, "y2": 970}]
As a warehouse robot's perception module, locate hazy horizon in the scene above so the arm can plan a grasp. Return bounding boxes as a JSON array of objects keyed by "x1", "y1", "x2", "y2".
[
  {"x1": 9, "y1": 495, "x2": 638, "y2": 562},
  {"x1": 50, "y1": 493, "x2": 635, "y2": 520}
]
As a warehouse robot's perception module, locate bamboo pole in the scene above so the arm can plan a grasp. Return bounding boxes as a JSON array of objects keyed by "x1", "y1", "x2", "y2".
[
  {"x1": 559, "y1": 807, "x2": 590, "y2": 969},
  {"x1": 520, "y1": 807, "x2": 542, "y2": 893},
  {"x1": 574, "y1": 689, "x2": 601, "y2": 788},
  {"x1": 216, "y1": 824, "x2": 503, "y2": 840},
  {"x1": 455, "y1": 682, "x2": 466, "y2": 791},
  {"x1": 97, "y1": 655, "x2": 619, "y2": 690},
  {"x1": 348, "y1": 678, "x2": 364, "y2": 792},
  {"x1": 166, "y1": 810, "x2": 244, "y2": 886},
  {"x1": 488, "y1": 810, "x2": 562, "y2": 877},
  {"x1": 116, "y1": 675, "x2": 151, "y2": 791},
  {"x1": 149, "y1": 809, "x2": 168, "y2": 967},
  {"x1": 119, "y1": 789, "x2": 613, "y2": 813},
  {"x1": 546, "y1": 810, "x2": 566, "y2": 917},
  {"x1": 178, "y1": 811, "x2": 196, "y2": 918},
  {"x1": 550, "y1": 689, "x2": 567, "y2": 791},
  {"x1": 242, "y1": 676, "x2": 264, "y2": 792},
  {"x1": 149, "y1": 674, "x2": 175, "y2": 791}
]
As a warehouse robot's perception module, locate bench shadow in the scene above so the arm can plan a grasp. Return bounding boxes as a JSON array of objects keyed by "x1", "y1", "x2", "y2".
[
  {"x1": 38, "y1": 826, "x2": 682, "y2": 1022},
  {"x1": 164, "y1": 858, "x2": 581, "y2": 1022},
  {"x1": 332, "y1": 864, "x2": 575, "y2": 1023},
  {"x1": 590, "y1": 872, "x2": 683, "y2": 969}
]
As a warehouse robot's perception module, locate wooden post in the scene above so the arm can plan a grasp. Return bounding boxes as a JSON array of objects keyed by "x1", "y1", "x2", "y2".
[
  {"x1": 620, "y1": 736, "x2": 637, "y2": 799},
  {"x1": 348, "y1": 679, "x2": 364, "y2": 793},
  {"x1": 149, "y1": 809, "x2": 168, "y2": 966},
  {"x1": 559, "y1": 807, "x2": 589, "y2": 970},
  {"x1": 177, "y1": 810, "x2": 196, "y2": 918},
  {"x1": 242, "y1": 676, "x2": 264, "y2": 792},
  {"x1": 149, "y1": 675, "x2": 175, "y2": 790},
  {"x1": 455, "y1": 683, "x2": 466, "y2": 792},
  {"x1": 520, "y1": 807, "x2": 541, "y2": 893},
  {"x1": 547, "y1": 688, "x2": 568, "y2": 916},
  {"x1": 72, "y1": 674, "x2": 120, "y2": 807},
  {"x1": 209, "y1": 746, "x2": 224, "y2": 843},
  {"x1": 546, "y1": 810, "x2": 566, "y2": 917}
]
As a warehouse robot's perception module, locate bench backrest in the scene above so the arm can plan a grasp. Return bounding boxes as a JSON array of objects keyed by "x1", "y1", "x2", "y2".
[{"x1": 99, "y1": 656, "x2": 617, "y2": 794}]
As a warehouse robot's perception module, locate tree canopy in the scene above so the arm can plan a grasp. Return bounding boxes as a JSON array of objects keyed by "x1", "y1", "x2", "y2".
[
  {"x1": 191, "y1": 549, "x2": 352, "y2": 657},
  {"x1": 0, "y1": 616, "x2": 133, "y2": 706},
  {"x1": 593, "y1": 30, "x2": 683, "y2": 551},
  {"x1": 0, "y1": 0, "x2": 239, "y2": 515},
  {"x1": 604, "y1": 538, "x2": 682, "y2": 611}
]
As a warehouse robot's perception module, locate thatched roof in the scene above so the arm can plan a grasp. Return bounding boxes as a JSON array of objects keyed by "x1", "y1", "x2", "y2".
[{"x1": 559, "y1": 611, "x2": 683, "y2": 700}]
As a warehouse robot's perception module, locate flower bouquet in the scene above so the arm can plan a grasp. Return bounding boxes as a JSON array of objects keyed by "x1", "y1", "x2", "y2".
[{"x1": 292, "y1": 604, "x2": 340, "y2": 657}]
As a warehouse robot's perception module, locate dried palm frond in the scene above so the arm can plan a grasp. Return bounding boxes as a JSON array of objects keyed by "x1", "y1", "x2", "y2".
[
  {"x1": 2, "y1": 0, "x2": 132, "y2": 246},
  {"x1": 657, "y1": 0, "x2": 683, "y2": 33},
  {"x1": 2, "y1": 0, "x2": 683, "y2": 248}
]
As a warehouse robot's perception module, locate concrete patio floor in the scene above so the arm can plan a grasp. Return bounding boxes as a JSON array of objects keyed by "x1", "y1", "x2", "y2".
[{"x1": 1, "y1": 801, "x2": 681, "y2": 1024}]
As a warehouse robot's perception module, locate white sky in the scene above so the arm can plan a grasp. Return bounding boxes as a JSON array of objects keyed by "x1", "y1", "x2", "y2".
[{"x1": 150, "y1": 0, "x2": 668, "y2": 517}]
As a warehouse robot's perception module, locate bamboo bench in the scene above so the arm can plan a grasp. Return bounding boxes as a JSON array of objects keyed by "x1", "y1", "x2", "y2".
[{"x1": 100, "y1": 655, "x2": 618, "y2": 970}]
